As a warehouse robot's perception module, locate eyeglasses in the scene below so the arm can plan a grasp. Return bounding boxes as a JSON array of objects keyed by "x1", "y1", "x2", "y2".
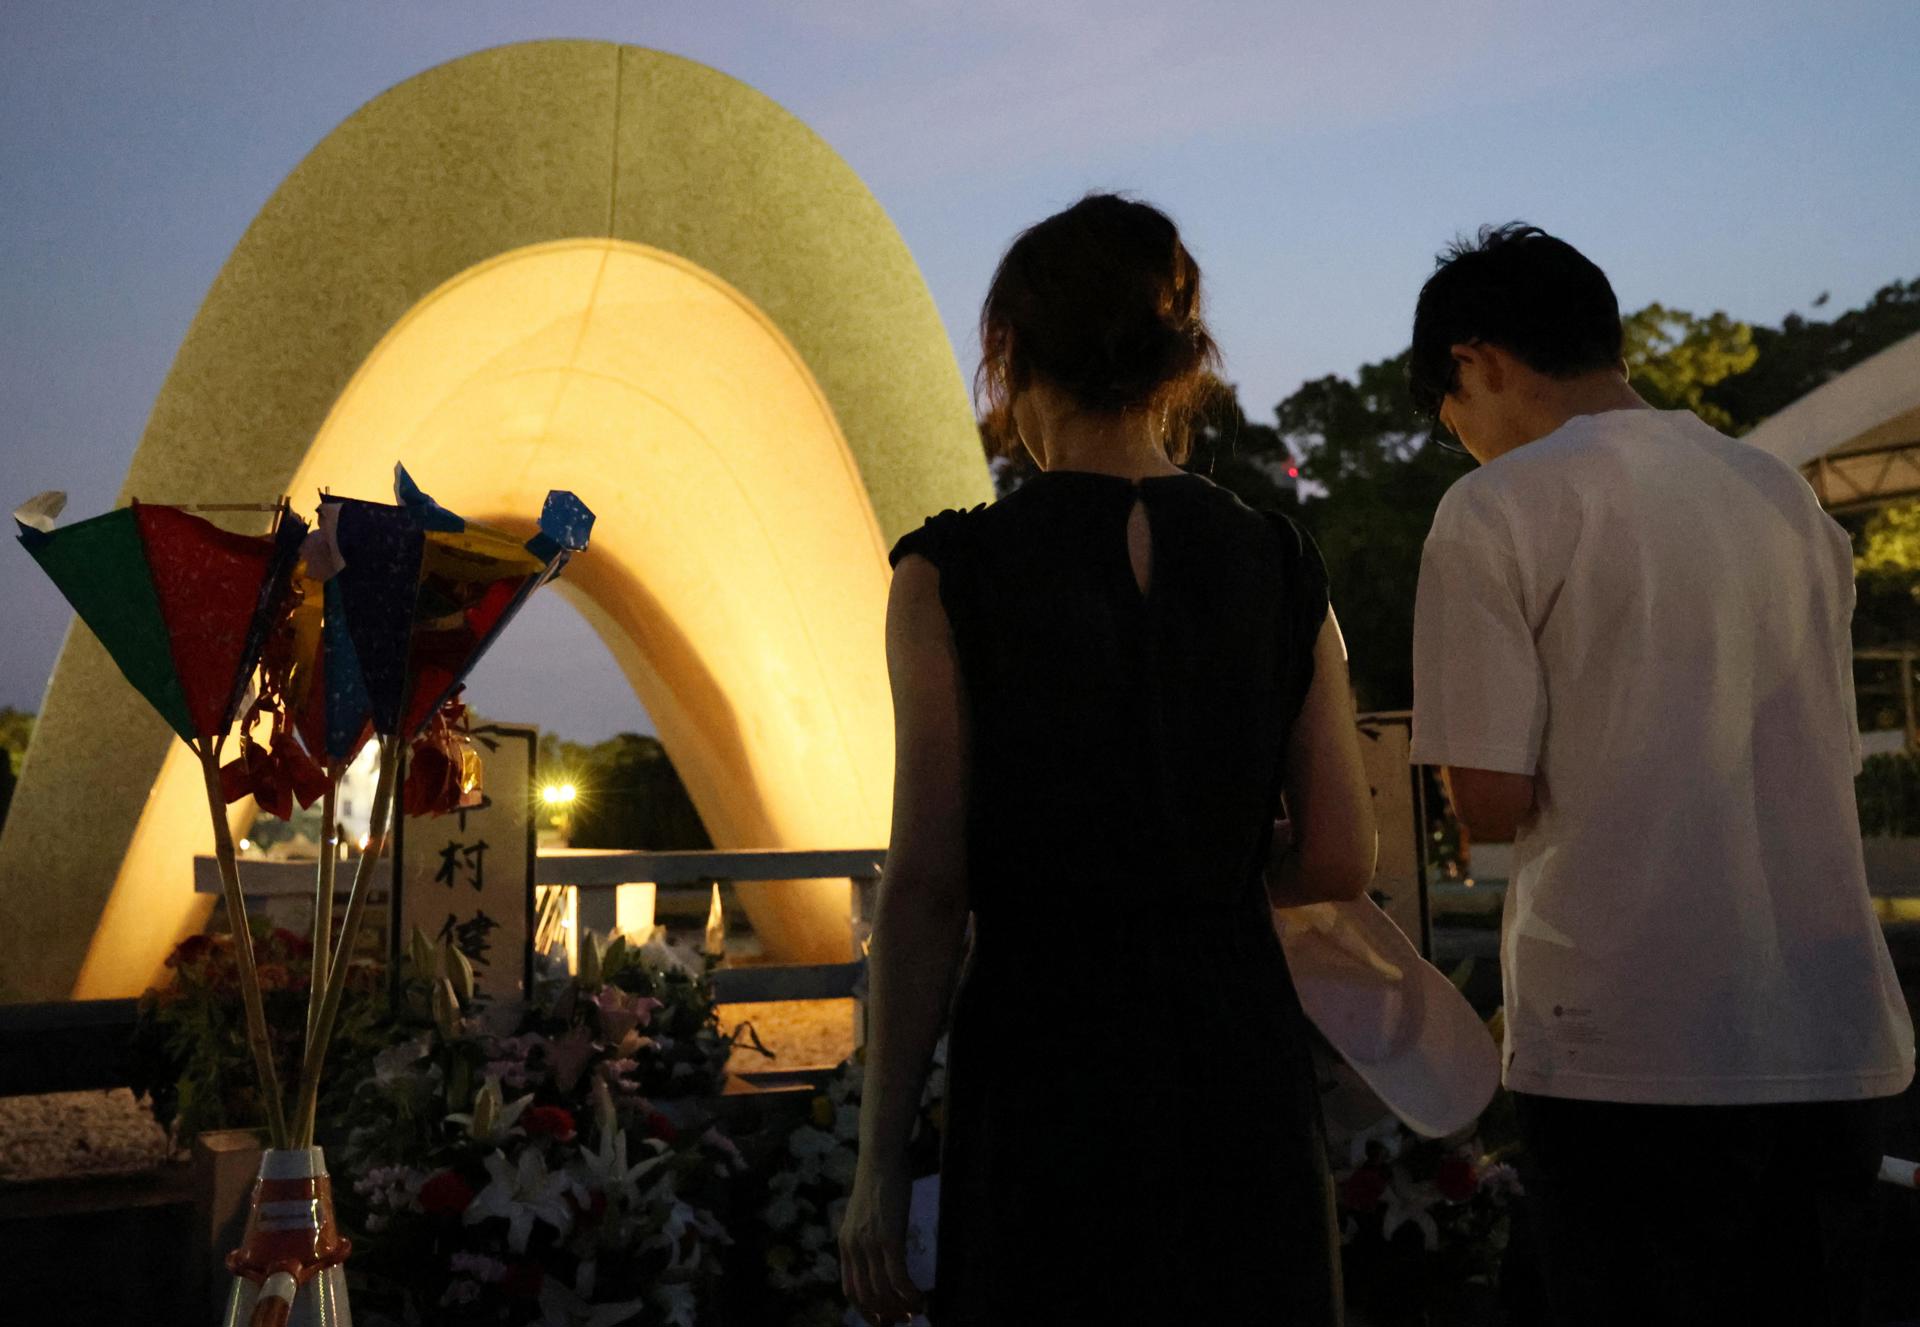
[
  {"x1": 1415, "y1": 340, "x2": 1483, "y2": 457},
  {"x1": 1427, "y1": 422, "x2": 1472, "y2": 457}
]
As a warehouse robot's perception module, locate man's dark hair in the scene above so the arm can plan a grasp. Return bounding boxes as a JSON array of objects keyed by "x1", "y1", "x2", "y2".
[{"x1": 1408, "y1": 223, "x2": 1623, "y2": 420}]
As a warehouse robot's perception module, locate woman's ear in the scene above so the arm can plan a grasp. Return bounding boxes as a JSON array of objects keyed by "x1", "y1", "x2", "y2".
[{"x1": 1009, "y1": 388, "x2": 1042, "y2": 469}]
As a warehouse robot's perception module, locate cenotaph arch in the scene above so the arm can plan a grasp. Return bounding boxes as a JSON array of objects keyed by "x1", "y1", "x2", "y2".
[{"x1": 0, "y1": 41, "x2": 991, "y2": 1000}]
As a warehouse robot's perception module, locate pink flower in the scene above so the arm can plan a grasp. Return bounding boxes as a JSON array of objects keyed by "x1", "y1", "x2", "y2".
[
  {"x1": 546, "y1": 1027, "x2": 597, "y2": 1093},
  {"x1": 592, "y1": 986, "x2": 663, "y2": 1042},
  {"x1": 598, "y1": 1058, "x2": 640, "y2": 1089},
  {"x1": 484, "y1": 1058, "x2": 532, "y2": 1091}
]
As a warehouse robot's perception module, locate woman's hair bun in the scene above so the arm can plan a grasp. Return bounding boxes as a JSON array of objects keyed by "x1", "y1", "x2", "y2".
[{"x1": 978, "y1": 194, "x2": 1219, "y2": 462}]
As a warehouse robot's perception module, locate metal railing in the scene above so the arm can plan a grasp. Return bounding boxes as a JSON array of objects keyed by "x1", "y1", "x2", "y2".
[{"x1": 195, "y1": 847, "x2": 886, "y2": 1007}]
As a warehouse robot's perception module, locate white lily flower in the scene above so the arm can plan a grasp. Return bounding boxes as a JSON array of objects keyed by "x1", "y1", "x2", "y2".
[
  {"x1": 576, "y1": 1125, "x2": 671, "y2": 1209},
  {"x1": 464, "y1": 1149, "x2": 574, "y2": 1254},
  {"x1": 372, "y1": 1034, "x2": 434, "y2": 1085},
  {"x1": 1380, "y1": 1164, "x2": 1442, "y2": 1253},
  {"x1": 446, "y1": 1074, "x2": 536, "y2": 1146},
  {"x1": 652, "y1": 1282, "x2": 699, "y2": 1327},
  {"x1": 589, "y1": 1076, "x2": 618, "y2": 1142},
  {"x1": 638, "y1": 934, "x2": 700, "y2": 979},
  {"x1": 832, "y1": 1104, "x2": 860, "y2": 1141},
  {"x1": 1344, "y1": 1114, "x2": 1406, "y2": 1170},
  {"x1": 537, "y1": 1277, "x2": 647, "y2": 1327},
  {"x1": 644, "y1": 1200, "x2": 727, "y2": 1271}
]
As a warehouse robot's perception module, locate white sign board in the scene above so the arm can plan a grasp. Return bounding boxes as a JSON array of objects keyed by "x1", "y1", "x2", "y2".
[{"x1": 394, "y1": 724, "x2": 536, "y2": 1003}]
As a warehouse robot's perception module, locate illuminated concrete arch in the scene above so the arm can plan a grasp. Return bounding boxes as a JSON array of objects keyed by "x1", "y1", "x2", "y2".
[{"x1": 0, "y1": 41, "x2": 991, "y2": 1000}]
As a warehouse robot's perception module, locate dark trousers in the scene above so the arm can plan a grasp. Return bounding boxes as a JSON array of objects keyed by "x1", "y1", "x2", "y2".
[{"x1": 1513, "y1": 1092, "x2": 1887, "y2": 1327}]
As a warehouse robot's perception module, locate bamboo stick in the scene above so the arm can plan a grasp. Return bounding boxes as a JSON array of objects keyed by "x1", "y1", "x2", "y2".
[
  {"x1": 306, "y1": 778, "x2": 339, "y2": 1047},
  {"x1": 197, "y1": 744, "x2": 290, "y2": 1149},
  {"x1": 291, "y1": 737, "x2": 400, "y2": 1145}
]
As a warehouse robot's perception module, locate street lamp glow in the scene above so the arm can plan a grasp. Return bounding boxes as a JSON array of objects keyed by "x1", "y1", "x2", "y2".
[{"x1": 542, "y1": 783, "x2": 577, "y2": 807}]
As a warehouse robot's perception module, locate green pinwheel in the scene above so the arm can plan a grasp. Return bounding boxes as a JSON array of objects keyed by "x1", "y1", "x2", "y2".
[{"x1": 15, "y1": 492, "x2": 309, "y2": 1144}]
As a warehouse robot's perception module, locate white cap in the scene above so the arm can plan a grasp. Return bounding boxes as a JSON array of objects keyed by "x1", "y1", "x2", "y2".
[{"x1": 1274, "y1": 896, "x2": 1500, "y2": 1138}]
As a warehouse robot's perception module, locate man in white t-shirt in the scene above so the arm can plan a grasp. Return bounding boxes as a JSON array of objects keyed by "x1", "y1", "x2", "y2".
[{"x1": 1406, "y1": 223, "x2": 1913, "y2": 1324}]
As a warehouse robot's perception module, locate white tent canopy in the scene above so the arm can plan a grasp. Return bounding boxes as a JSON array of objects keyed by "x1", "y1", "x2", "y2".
[{"x1": 1743, "y1": 330, "x2": 1920, "y2": 512}]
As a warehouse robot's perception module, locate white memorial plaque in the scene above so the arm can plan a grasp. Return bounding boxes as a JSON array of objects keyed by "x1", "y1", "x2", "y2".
[{"x1": 394, "y1": 723, "x2": 536, "y2": 1003}]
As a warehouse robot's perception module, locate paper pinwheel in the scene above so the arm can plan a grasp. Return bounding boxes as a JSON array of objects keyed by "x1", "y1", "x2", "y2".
[
  {"x1": 286, "y1": 466, "x2": 593, "y2": 1144},
  {"x1": 14, "y1": 493, "x2": 307, "y2": 744},
  {"x1": 14, "y1": 468, "x2": 595, "y2": 1150},
  {"x1": 15, "y1": 491, "x2": 310, "y2": 1144},
  {"x1": 315, "y1": 465, "x2": 593, "y2": 748}
]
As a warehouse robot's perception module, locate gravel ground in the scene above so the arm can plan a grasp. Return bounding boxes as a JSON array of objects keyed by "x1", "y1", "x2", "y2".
[
  {"x1": 0, "y1": 1089, "x2": 169, "y2": 1185},
  {"x1": 717, "y1": 997, "x2": 857, "y2": 1072}
]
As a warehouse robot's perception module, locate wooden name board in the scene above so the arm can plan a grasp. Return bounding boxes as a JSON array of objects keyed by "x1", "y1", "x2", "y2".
[{"x1": 392, "y1": 723, "x2": 536, "y2": 1004}]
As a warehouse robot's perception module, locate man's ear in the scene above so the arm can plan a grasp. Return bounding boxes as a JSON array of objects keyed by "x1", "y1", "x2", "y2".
[{"x1": 1450, "y1": 341, "x2": 1504, "y2": 396}]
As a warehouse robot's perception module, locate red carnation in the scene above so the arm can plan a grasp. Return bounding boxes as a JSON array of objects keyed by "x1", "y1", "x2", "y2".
[
  {"x1": 1338, "y1": 1166, "x2": 1388, "y2": 1213},
  {"x1": 1436, "y1": 1156, "x2": 1479, "y2": 1203},
  {"x1": 645, "y1": 1110, "x2": 679, "y2": 1144},
  {"x1": 418, "y1": 1169, "x2": 476, "y2": 1216},
  {"x1": 271, "y1": 927, "x2": 313, "y2": 960},
  {"x1": 500, "y1": 1263, "x2": 545, "y2": 1301},
  {"x1": 523, "y1": 1105, "x2": 577, "y2": 1142}
]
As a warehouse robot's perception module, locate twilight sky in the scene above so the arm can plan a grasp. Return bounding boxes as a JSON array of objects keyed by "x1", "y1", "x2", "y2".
[{"x1": 3, "y1": 1, "x2": 1917, "y2": 741}]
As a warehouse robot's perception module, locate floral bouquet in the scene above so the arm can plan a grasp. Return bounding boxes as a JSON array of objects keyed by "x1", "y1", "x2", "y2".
[
  {"x1": 130, "y1": 922, "x2": 384, "y2": 1144},
  {"x1": 1322, "y1": 1049, "x2": 1523, "y2": 1323},
  {"x1": 332, "y1": 930, "x2": 742, "y2": 1327},
  {"x1": 759, "y1": 1045, "x2": 946, "y2": 1327}
]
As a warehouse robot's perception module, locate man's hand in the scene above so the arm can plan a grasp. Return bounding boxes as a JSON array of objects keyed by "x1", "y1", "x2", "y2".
[{"x1": 839, "y1": 1158, "x2": 924, "y2": 1324}]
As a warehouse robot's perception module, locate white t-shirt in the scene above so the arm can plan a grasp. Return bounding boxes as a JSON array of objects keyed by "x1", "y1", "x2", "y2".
[{"x1": 1410, "y1": 407, "x2": 1914, "y2": 1105}]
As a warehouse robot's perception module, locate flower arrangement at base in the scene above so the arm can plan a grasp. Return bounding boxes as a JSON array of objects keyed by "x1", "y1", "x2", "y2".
[
  {"x1": 758, "y1": 1043, "x2": 946, "y2": 1327},
  {"x1": 1322, "y1": 1056, "x2": 1523, "y2": 1325},
  {"x1": 130, "y1": 921, "x2": 386, "y2": 1145},
  {"x1": 333, "y1": 930, "x2": 743, "y2": 1327}
]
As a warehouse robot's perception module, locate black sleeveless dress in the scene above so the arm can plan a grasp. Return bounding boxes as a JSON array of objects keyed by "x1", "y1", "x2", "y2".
[{"x1": 888, "y1": 471, "x2": 1340, "y2": 1325}]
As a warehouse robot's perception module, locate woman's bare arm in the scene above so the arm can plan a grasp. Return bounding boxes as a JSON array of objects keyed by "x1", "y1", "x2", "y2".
[
  {"x1": 1267, "y1": 610, "x2": 1378, "y2": 907},
  {"x1": 842, "y1": 553, "x2": 972, "y2": 1319}
]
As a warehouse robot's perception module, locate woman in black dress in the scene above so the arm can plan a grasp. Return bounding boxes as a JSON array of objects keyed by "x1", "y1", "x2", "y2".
[{"x1": 841, "y1": 195, "x2": 1377, "y2": 1325}]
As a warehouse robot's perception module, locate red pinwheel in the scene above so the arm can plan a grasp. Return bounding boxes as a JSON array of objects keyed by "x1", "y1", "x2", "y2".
[{"x1": 15, "y1": 492, "x2": 309, "y2": 1145}]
